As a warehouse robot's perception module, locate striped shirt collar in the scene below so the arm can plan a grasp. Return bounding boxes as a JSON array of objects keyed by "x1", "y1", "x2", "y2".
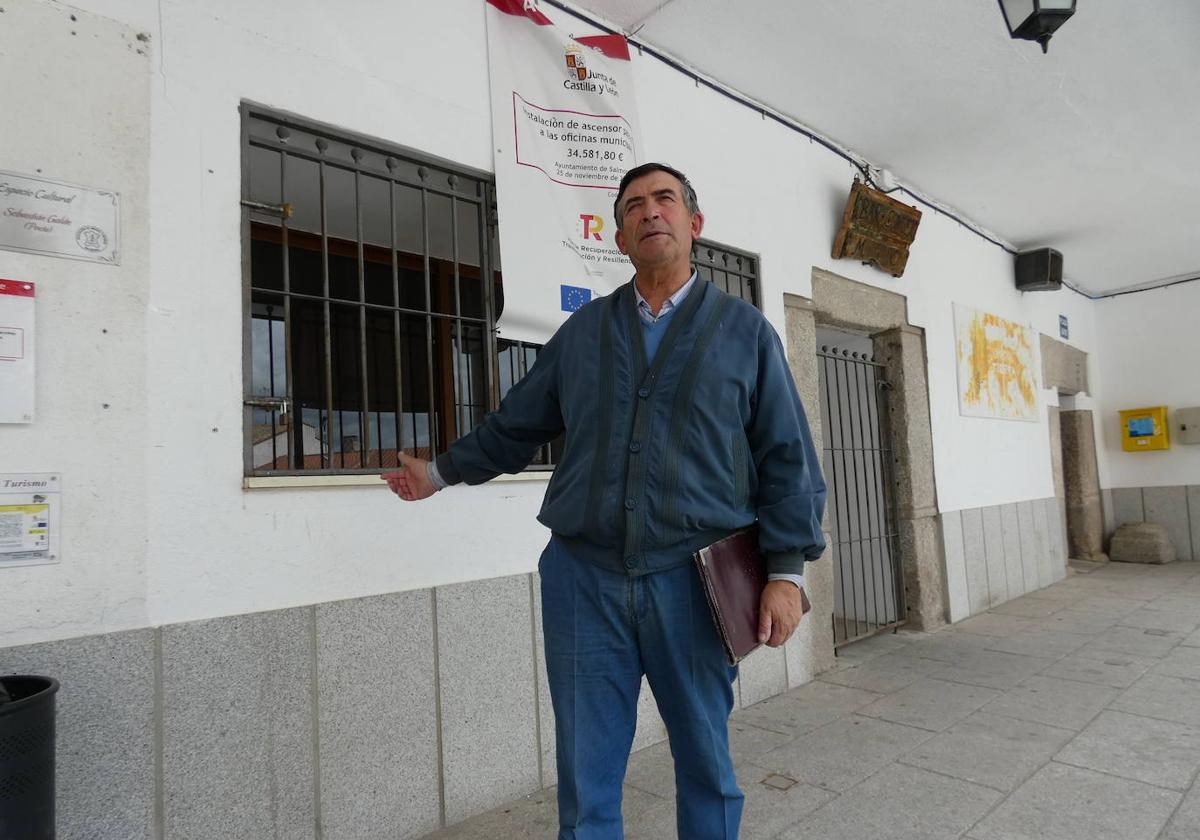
[{"x1": 634, "y1": 271, "x2": 698, "y2": 324}]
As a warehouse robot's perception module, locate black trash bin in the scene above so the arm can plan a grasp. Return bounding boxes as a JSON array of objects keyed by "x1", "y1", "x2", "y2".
[{"x1": 0, "y1": 675, "x2": 59, "y2": 840}]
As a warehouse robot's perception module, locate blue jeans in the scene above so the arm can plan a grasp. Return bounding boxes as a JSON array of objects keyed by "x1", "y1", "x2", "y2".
[{"x1": 539, "y1": 537, "x2": 743, "y2": 839}]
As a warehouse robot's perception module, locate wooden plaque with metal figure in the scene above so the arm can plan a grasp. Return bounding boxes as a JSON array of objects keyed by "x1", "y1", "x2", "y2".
[{"x1": 832, "y1": 180, "x2": 921, "y2": 278}]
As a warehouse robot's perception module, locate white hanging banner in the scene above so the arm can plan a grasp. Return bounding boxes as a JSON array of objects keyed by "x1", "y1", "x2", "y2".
[{"x1": 485, "y1": 0, "x2": 644, "y2": 343}]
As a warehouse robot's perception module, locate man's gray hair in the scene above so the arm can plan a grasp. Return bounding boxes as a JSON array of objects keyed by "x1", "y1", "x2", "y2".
[{"x1": 613, "y1": 162, "x2": 700, "y2": 229}]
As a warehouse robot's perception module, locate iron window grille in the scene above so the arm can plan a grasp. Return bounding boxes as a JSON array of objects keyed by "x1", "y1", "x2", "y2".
[
  {"x1": 241, "y1": 104, "x2": 538, "y2": 475},
  {"x1": 692, "y1": 239, "x2": 760, "y2": 308},
  {"x1": 496, "y1": 339, "x2": 563, "y2": 470}
]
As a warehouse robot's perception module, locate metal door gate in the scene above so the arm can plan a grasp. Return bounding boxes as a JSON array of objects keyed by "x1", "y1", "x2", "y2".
[{"x1": 816, "y1": 330, "x2": 906, "y2": 646}]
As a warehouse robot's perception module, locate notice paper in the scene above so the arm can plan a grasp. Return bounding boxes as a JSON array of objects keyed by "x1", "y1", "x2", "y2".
[
  {"x1": 0, "y1": 279, "x2": 35, "y2": 423},
  {"x1": 0, "y1": 473, "x2": 60, "y2": 567}
]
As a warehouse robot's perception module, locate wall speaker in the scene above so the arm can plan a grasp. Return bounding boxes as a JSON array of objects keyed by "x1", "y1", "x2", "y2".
[{"x1": 1015, "y1": 248, "x2": 1063, "y2": 291}]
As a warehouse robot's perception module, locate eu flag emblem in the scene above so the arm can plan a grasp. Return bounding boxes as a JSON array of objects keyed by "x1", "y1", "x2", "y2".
[{"x1": 560, "y1": 284, "x2": 592, "y2": 312}]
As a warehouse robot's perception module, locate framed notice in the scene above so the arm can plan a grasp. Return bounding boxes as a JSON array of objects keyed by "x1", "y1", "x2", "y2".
[
  {"x1": 0, "y1": 473, "x2": 61, "y2": 568},
  {"x1": 0, "y1": 170, "x2": 120, "y2": 264},
  {"x1": 0, "y1": 280, "x2": 35, "y2": 423}
]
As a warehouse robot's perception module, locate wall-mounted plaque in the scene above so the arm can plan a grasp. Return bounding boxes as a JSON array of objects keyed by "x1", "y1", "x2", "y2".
[
  {"x1": 0, "y1": 473, "x2": 61, "y2": 568},
  {"x1": 832, "y1": 180, "x2": 921, "y2": 277},
  {"x1": 0, "y1": 170, "x2": 119, "y2": 264}
]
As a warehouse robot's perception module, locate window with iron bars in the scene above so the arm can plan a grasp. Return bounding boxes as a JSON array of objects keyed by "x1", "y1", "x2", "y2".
[
  {"x1": 242, "y1": 107, "x2": 755, "y2": 475},
  {"x1": 242, "y1": 105, "x2": 554, "y2": 475},
  {"x1": 692, "y1": 239, "x2": 760, "y2": 308},
  {"x1": 496, "y1": 339, "x2": 562, "y2": 470}
]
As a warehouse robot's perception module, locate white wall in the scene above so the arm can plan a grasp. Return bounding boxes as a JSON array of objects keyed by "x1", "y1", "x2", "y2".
[
  {"x1": 1093, "y1": 282, "x2": 1200, "y2": 489},
  {"x1": 629, "y1": 34, "x2": 1101, "y2": 514},
  {"x1": 1, "y1": 1, "x2": 153, "y2": 643},
  {"x1": 136, "y1": 0, "x2": 557, "y2": 630},
  {"x1": 5, "y1": 0, "x2": 555, "y2": 646},
  {"x1": 2, "y1": 0, "x2": 1111, "y2": 646}
]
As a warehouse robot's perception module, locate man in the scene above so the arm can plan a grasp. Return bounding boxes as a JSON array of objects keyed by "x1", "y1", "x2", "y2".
[{"x1": 384, "y1": 163, "x2": 826, "y2": 839}]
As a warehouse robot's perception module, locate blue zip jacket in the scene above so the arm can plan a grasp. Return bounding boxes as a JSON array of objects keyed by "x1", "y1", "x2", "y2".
[{"x1": 435, "y1": 277, "x2": 826, "y2": 577}]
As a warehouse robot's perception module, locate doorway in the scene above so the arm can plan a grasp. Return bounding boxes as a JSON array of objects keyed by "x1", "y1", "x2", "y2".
[
  {"x1": 816, "y1": 327, "x2": 906, "y2": 645},
  {"x1": 784, "y1": 268, "x2": 945, "y2": 660},
  {"x1": 1041, "y1": 335, "x2": 1103, "y2": 562}
]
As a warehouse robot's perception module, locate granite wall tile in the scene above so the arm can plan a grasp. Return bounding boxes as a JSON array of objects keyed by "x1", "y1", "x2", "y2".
[
  {"x1": 1031, "y1": 498, "x2": 1054, "y2": 590},
  {"x1": 532, "y1": 572, "x2": 557, "y2": 789},
  {"x1": 1044, "y1": 497, "x2": 1066, "y2": 578},
  {"x1": 981, "y1": 506, "x2": 1009, "y2": 607},
  {"x1": 161, "y1": 607, "x2": 316, "y2": 840},
  {"x1": 1, "y1": 629, "x2": 156, "y2": 840},
  {"x1": 961, "y1": 508, "x2": 990, "y2": 616},
  {"x1": 1111, "y1": 488, "x2": 1145, "y2": 530},
  {"x1": 436, "y1": 575, "x2": 539, "y2": 824},
  {"x1": 1017, "y1": 501, "x2": 1039, "y2": 595},
  {"x1": 1102, "y1": 489, "x2": 1116, "y2": 541},
  {"x1": 1143, "y1": 486, "x2": 1193, "y2": 561},
  {"x1": 738, "y1": 643, "x2": 789, "y2": 709},
  {"x1": 999, "y1": 503, "x2": 1024, "y2": 597},
  {"x1": 940, "y1": 510, "x2": 970, "y2": 623},
  {"x1": 316, "y1": 591, "x2": 439, "y2": 840},
  {"x1": 1190, "y1": 487, "x2": 1200, "y2": 564}
]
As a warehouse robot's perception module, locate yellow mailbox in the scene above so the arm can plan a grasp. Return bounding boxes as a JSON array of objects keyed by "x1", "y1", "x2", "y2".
[{"x1": 1120, "y1": 406, "x2": 1169, "y2": 451}]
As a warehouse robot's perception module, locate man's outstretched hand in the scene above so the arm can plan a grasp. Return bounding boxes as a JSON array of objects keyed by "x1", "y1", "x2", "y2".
[{"x1": 382, "y1": 452, "x2": 438, "y2": 501}]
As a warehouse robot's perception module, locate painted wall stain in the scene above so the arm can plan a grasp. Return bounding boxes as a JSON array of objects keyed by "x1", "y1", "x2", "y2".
[{"x1": 955, "y1": 307, "x2": 1037, "y2": 421}]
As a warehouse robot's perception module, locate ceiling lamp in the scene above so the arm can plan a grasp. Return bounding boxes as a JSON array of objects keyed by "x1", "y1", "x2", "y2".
[{"x1": 998, "y1": 0, "x2": 1076, "y2": 53}]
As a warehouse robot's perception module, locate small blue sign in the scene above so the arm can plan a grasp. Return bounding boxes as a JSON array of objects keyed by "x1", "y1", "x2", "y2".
[
  {"x1": 561, "y1": 284, "x2": 592, "y2": 312},
  {"x1": 1128, "y1": 417, "x2": 1154, "y2": 437},
  {"x1": 1059, "y1": 314, "x2": 1069, "y2": 339}
]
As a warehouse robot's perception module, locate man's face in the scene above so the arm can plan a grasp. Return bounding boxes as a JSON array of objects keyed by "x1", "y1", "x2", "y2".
[{"x1": 614, "y1": 170, "x2": 704, "y2": 271}]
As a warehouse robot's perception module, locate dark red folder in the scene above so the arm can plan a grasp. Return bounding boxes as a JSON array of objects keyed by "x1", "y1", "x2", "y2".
[{"x1": 694, "y1": 526, "x2": 811, "y2": 665}]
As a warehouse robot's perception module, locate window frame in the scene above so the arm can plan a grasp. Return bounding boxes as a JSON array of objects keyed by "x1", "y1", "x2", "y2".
[
  {"x1": 239, "y1": 102, "x2": 503, "y2": 477},
  {"x1": 692, "y1": 237, "x2": 762, "y2": 309},
  {"x1": 495, "y1": 338, "x2": 561, "y2": 473}
]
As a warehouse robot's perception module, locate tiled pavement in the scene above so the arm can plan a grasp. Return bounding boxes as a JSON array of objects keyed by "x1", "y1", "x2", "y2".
[{"x1": 423, "y1": 560, "x2": 1200, "y2": 839}]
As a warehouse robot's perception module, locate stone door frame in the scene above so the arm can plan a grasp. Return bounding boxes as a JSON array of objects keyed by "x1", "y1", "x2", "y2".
[
  {"x1": 1041, "y1": 333, "x2": 1104, "y2": 561},
  {"x1": 784, "y1": 268, "x2": 947, "y2": 634}
]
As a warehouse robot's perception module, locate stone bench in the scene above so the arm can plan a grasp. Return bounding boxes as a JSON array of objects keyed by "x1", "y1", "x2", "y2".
[{"x1": 1110, "y1": 522, "x2": 1176, "y2": 564}]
